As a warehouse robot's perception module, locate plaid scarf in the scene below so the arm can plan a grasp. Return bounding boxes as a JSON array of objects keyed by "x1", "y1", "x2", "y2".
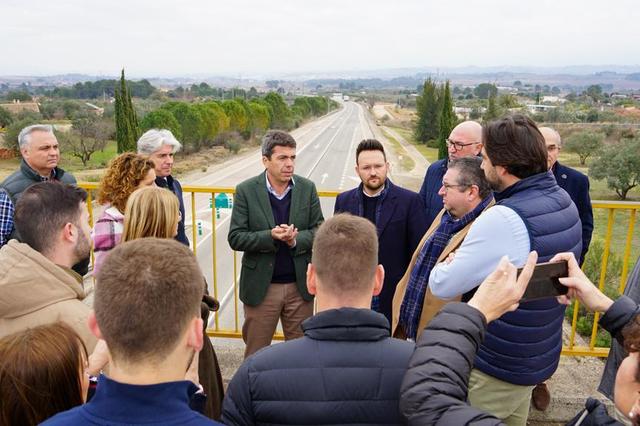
[{"x1": 398, "y1": 195, "x2": 493, "y2": 340}]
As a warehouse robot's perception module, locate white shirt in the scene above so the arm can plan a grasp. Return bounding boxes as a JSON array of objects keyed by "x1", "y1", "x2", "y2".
[{"x1": 429, "y1": 205, "x2": 530, "y2": 299}]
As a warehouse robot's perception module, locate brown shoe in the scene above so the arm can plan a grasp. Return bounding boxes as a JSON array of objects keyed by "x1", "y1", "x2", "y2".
[{"x1": 532, "y1": 382, "x2": 551, "y2": 411}]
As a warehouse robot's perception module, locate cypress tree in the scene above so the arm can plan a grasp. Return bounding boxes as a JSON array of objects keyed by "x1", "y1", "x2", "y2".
[
  {"x1": 414, "y1": 78, "x2": 440, "y2": 144},
  {"x1": 483, "y1": 91, "x2": 500, "y2": 122},
  {"x1": 437, "y1": 81, "x2": 457, "y2": 160},
  {"x1": 115, "y1": 69, "x2": 140, "y2": 153}
]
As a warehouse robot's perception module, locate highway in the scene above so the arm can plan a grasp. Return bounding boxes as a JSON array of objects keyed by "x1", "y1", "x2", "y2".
[{"x1": 180, "y1": 101, "x2": 378, "y2": 332}]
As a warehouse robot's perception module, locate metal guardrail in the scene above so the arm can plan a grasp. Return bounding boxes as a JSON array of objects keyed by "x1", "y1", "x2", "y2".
[{"x1": 79, "y1": 182, "x2": 639, "y2": 356}]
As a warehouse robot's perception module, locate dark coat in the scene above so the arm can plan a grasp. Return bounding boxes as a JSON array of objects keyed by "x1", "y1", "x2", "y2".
[
  {"x1": 334, "y1": 180, "x2": 428, "y2": 324},
  {"x1": 1, "y1": 159, "x2": 77, "y2": 203},
  {"x1": 418, "y1": 159, "x2": 447, "y2": 230},
  {"x1": 156, "y1": 175, "x2": 189, "y2": 246},
  {"x1": 228, "y1": 173, "x2": 324, "y2": 306},
  {"x1": 553, "y1": 161, "x2": 594, "y2": 264},
  {"x1": 400, "y1": 300, "x2": 633, "y2": 425},
  {"x1": 222, "y1": 308, "x2": 414, "y2": 426}
]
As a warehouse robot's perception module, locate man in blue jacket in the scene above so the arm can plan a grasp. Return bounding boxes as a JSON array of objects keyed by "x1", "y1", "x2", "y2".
[
  {"x1": 222, "y1": 214, "x2": 414, "y2": 425},
  {"x1": 418, "y1": 121, "x2": 483, "y2": 229},
  {"x1": 44, "y1": 238, "x2": 222, "y2": 426},
  {"x1": 540, "y1": 127, "x2": 593, "y2": 264},
  {"x1": 334, "y1": 139, "x2": 427, "y2": 324},
  {"x1": 428, "y1": 115, "x2": 582, "y2": 425}
]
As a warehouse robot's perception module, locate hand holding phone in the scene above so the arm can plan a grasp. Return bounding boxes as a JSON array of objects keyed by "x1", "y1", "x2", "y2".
[{"x1": 517, "y1": 260, "x2": 569, "y2": 302}]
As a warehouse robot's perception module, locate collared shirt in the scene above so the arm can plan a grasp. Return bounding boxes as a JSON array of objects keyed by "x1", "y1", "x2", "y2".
[
  {"x1": 265, "y1": 172, "x2": 295, "y2": 200},
  {"x1": 0, "y1": 190, "x2": 14, "y2": 247}
]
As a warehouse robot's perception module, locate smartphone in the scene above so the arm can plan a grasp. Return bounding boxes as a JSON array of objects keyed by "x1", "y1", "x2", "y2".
[{"x1": 517, "y1": 260, "x2": 569, "y2": 302}]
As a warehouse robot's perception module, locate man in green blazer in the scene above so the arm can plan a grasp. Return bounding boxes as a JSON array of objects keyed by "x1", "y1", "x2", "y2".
[{"x1": 228, "y1": 130, "x2": 324, "y2": 358}]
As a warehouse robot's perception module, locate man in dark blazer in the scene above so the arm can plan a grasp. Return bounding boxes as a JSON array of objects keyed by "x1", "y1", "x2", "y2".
[
  {"x1": 137, "y1": 129, "x2": 189, "y2": 246},
  {"x1": 334, "y1": 139, "x2": 427, "y2": 324},
  {"x1": 541, "y1": 127, "x2": 593, "y2": 264},
  {"x1": 228, "y1": 130, "x2": 324, "y2": 358}
]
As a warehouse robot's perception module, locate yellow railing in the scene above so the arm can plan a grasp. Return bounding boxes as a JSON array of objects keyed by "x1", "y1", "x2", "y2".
[{"x1": 79, "y1": 182, "x2": 639, "y2": 356}]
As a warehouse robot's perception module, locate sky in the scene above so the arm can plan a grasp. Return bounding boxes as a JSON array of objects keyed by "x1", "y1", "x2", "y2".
[{"x1": 2, "y1": 0, "x2": 639, "y2": 77}]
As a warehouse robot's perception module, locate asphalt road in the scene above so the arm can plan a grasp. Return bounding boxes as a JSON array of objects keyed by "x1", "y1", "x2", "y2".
[{"x1": 180, "y1": 101, "x2": 377, "y2": 333}]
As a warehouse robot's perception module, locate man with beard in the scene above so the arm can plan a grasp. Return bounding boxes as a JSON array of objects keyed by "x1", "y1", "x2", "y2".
[
  {"x1": 428, "y1": 115, "x2": 581, "y2": 425},
  {"x1": 334, "y1": 139, "x2": 427, "y2": 324},
  {"x1": 0, "y1": 182, "x2": 96, "y2": 352}
]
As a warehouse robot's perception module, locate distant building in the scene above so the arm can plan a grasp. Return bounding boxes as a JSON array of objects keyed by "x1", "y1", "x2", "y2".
[
  {"x1": 526, "y1": 104, "x2": 557, "y2": 113},
  {"x1": 85, "y1": 102, "x2": 105, "y2": 117},
  {"x1": 541, "y1": 96, "x2": 566, "y2": 104},
  {"x1": 0, "y1": 100, "x2": 40, "y2": 115}
]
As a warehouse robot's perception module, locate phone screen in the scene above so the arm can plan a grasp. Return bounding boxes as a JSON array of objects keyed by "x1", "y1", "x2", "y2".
[{"x1": 517, "y1": 260, "x2": 569, "y2": 302}]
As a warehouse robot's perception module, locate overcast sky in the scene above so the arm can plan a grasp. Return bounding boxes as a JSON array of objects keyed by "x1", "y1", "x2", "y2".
[{"x1": 2, "y1": 0, "x2": 639, "y2": 77}]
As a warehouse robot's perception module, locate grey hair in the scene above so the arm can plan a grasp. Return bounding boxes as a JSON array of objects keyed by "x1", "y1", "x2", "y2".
[
  {"x1": 261, "y1": 130, "x2": 296, "y2": 158},
  {"x1": 449, "y1": 156, "x2": 492, "y2": 199},
  {"x1": 18, "y1": 124, "x2": 54, "y2": 149},
  {"x1": 137, "y1": 129, "x2": 182, "y2": 155}
]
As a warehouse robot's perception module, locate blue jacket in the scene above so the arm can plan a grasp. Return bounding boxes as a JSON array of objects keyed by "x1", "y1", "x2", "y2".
[
  {"x1": 475, "y1": 172, "x2": 582, "y2": 385},
  {"x1": 156, "y1": 175, "x2": 189, "y2": 246},
  {"x1": 222, "y1": 308, "x2": 414, "y2": 425},
  {"x1": 334, "y1": 181, "x2": 427, "y2": 324},
  {"x1": 43, "y1": 375, "x2": 221, "y2": 425},
  {"x1": 418, "y1": 159, "x2": 447, "y2": 230},
  {"x1": 552, "y1": 161, "x2": 593, "y2": 264}
]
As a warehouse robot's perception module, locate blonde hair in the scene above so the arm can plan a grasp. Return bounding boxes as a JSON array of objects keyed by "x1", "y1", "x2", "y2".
[{"x1": 122, "y1": 187, "x2": 180, "y2": 242}]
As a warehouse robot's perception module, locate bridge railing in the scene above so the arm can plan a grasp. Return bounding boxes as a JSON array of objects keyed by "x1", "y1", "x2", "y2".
[{"x1": 79, "y1": 182, "x2": 640, "y2": 356}]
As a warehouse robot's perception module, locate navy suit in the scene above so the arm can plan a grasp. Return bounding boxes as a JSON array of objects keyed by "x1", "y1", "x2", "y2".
[
  {"x1": 418, "y1": 159, "x2": 447, "y2": 230},
  {"x1": 334, "y1": 180, "x2": 428, "y2": 324},
  {"x1": 156, "y1": 175, "x2": 189, "y2": 246},
  {"x1": 552, "y1": 162, "x2": 593, "y2": 264}
]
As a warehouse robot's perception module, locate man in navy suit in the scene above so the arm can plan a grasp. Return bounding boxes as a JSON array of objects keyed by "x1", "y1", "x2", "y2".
[
  {"x1": 540, "y1": 127, "x2": 593, "y2": 264},
  {"x1": 334, "y1": 139, "x2": 427, "y2": 324}
]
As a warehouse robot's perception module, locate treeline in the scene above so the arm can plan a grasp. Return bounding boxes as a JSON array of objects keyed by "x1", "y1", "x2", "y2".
[
  {"x1": 139, "y1": 93, "x2": 337, "y2": 153},
  {"x1": 48, "y1": 79, "x2": 156, "y2": 99}
]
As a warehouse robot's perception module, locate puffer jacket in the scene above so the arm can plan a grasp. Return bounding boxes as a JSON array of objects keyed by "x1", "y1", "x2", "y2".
[
  {"x1": 0, "y1": 240, "x2": 97, "y2": 351},
  {"x1": 222, "y1": 308, "x2": 414, "y2": 425}
]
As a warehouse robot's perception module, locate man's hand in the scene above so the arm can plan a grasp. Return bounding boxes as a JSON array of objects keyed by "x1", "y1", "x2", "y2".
[
  {"x1": 551, "y1": 252, "x2": 614, "y2": 313},
  {"x1": 468, "y1": 251, "x2": 538, "y2": 323},
  {"x1": 444, "y1": 251, "x2": 456, "y2": 264},
  {"x1": 272, "y1": 224, "x2": 298, "y2": 247}
]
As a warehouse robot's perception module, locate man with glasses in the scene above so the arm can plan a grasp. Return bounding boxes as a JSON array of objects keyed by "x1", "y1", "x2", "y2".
[
  {"x1": 392, "y1": 157, "x2": 493, "y2": 340},
  {"x1": 418, "y1": 121, "x2": 483, "y2": 229}
]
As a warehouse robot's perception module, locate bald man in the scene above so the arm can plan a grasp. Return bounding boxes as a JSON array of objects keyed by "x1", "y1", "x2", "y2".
[
  {"x1": 419, "y1": 121, "x2": 483, "y2": 228},
  {"x1": 540, "y1": 127, "x2": 593, "y2": 265}
]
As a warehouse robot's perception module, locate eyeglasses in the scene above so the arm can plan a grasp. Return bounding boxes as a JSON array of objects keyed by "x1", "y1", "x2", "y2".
[
  {"x1": 446, "y1": 139, "x2": 479, "y2": 152},
  {"x1": 441, "y1": 182, "x2": 468, "y2": 192}
]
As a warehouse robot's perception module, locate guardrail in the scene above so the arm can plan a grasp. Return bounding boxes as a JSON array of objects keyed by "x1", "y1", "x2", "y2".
[{"x1": 79, "y1": 182, "x2": 639, "y2": 356}]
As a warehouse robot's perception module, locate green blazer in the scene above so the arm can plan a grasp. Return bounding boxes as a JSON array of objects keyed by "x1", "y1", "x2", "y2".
[{"x1": 228, "y1": 173, "x2": 324, "y2": 306}]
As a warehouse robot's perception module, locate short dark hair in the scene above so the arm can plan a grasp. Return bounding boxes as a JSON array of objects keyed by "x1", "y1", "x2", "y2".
[
  {"x1": 14, "y1": 182, "x2": 87, "y2": 255},
  {"x1": 449, "y1": 157, "x2": 492, "y2": 199},
  {"x1": 356, "y1": 139, "x2": 386, "y2": 164},
  {"x1": 0, "y1": 322, "x2": 87, "y2": 425},
  {"x1": 312, "y1": 214, "x2": 378, "y2": 297},
  {"x1": 482, "y1": 115, "x2": 548, "y2": 179},
  {"x1": 261, "y1": 130, "x2": 296, "y2": 158},
  {"x1": 95, "y1": 238, "x2": 203, "y2": 364}
]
